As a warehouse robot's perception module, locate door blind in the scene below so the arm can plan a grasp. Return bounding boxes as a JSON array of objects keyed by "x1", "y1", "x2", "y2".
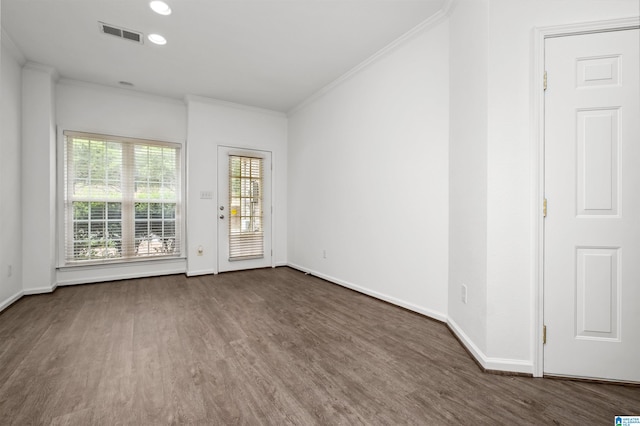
[{"x1": 228, "y1": 155, "x2": 264, "y2": 260}]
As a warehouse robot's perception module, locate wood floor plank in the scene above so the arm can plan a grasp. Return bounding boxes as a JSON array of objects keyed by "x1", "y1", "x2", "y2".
[{"x1": 0, "y1": 267, "x2": 638, "y2": 425}]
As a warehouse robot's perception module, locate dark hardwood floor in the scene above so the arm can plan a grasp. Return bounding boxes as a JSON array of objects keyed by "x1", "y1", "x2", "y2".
[{"x1": 0, "y1": 267, "x2": 637, "y2": 425}]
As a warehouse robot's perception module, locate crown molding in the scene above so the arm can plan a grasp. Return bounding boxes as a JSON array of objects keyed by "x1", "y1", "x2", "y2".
[
  {"x1": 57, "y1": 78, "x2": 187, "y2": 106},
  {"x1": 185, "y1": 94, "x2": 287, "y2": 118},
  {"x1": 287, "y1": 0, "x2": 454, "y2": 116},
  {"x1": 1, "y1": 29, "x2": 26, "y2": 65},
  {"x1": 23, "y1": 61, "x2": 59, "y2": 81}
]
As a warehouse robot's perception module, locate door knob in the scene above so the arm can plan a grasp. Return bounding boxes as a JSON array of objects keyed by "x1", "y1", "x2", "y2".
[
  {"x1": 219, "y1": 206, "x2": 224, "y2": 210},
  {"x1": 219, "y1": 214, "x2": 224, "y2": 219}
]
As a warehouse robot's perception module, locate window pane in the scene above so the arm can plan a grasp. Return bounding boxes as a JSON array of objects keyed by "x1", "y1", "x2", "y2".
[
  {"x1": 90, "y1": 202, "x2": 106, "y2": 220},
  {"x1": 164, "y1": 220, "x2": 175, "y2": 236},
  {"x1": 231, "y1": 177, "x2": 241, "y2": 197},
  {"x1": 70, "y1": 139, "x2": 122, "y2": 199},
  {"x1": 73, "y1": 179, "x2": 89, "y2": 196},
  {"x1": 163, "y1": 203, "x2": 176, "y2": 219},
  {"x1": 74, "y1": 240, "x2": 89, "y2": 260},
  {"x1": 89, "y1": 221, "x2": 105, "y2": 238},
  {"x1": 89, "y1": 141, "x2": 107, "y2": 179},
  {"x1": 150, "y1": 203, "x2": 162, "y2": 219},
  {"x1": 135, "y1": 202, "x2": 149, "y2": 219},
  {"x1": 108, "y1": 222, "x2": 122, "y2": 238},
  {"x1": 150, "y1": 221, "x2": 163, "y2": 235},
  {"x1": 74, "y1": 221, "x2": 89, "y2": 240},
  {"x1": 107, "y1": 202, "x2": 121, "y2": 219},
  {"x1": 73, "y1": 202, "x2": 89, "y2": 220},
  {"x1": 72, "y1": 139, "x2": 90, "y2": 182},
  {"x1": 135, "y1": 221, "x2": 149, "y2": 238},
  {"x1": 136, "y1": 235, "x2": 164, "y2": 256}
]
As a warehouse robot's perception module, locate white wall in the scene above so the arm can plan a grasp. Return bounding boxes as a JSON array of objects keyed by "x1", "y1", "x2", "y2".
[
  {"x1": 447, "y1": 0, "x2": 639, "y2": 373},
  {"x1": 186, "y1": 97, "x2": 288, "y2": 276},
  {"x1": 21, "y1": 63, "x2": 57, "y2": 294},
  {"x1": 447, "y1": 0, "x2": 489, "y2": 356},
  {"x1": 0, "y1": 34, "x2": 25, "y2": 310},
  {"x1": 287, "y1": 20, "x2": 450, "y2": 320},
  {"x1": 54, "y1": 80, "x2": 188, "y2": 284},
  {"x1": 56, "y1": 80, "x2": 187, "y2": 143}
]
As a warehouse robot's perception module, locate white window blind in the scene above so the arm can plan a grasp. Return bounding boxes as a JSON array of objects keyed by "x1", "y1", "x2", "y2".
[
  {"x1": 63, "y1": 131, "x2": 182, "y2": 264},
  {"x1": 228, "y1": 155, "x2": 264, "y2": 260}
]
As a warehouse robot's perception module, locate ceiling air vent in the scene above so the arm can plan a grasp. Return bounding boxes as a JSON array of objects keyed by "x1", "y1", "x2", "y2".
[{"x1": 99, "y1": 22, "x2": 143, "y2": 44}]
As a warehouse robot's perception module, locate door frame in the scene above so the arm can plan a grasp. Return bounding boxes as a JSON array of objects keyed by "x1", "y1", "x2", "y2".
[
  {"x1": 216, "y1": 144, "x2": 274, "y2": 273},
  {"x1": 531, "y1": 17, "x2": 640, "y2": 378}
]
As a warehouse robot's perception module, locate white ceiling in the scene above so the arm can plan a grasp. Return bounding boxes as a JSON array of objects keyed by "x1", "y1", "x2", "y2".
[{"x1": 2, "y1": 0, "x2": 447, "y2": 112}]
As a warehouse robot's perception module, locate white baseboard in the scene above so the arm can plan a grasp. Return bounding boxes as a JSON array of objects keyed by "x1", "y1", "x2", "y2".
[
  {"x1": 0, "y1": 290, "x2": 25, "y2": 313},
  {"x1": 186, "y1": 269, "x2": 216, "y2": 277},
  {"x1": 274, "y1": 261, "x2": 288, "y2": 267},
  {"x1": 23, "y1": 283, "x2": 57, "y2": 295},
  {"x1": 287, "y1": 263, "x2": 448, "y2": 323},
  {"x1": 447, "y1": 317, "x2": 533, "y2": 375},
  {"x1": 288, "y1": 263, "x2": 532, "y2": 375}
]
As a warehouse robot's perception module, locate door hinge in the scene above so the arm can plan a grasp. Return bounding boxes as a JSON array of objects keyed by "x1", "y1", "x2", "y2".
[
  {"x1": 543, "y1": 198, "x2": 547, "y2": 218},
  {"x1": 543, "y1": 325, "x2": 547, "y2": 344},
  {"x1": 543, "y1": 71, "x2": 547, "y2": 91}
]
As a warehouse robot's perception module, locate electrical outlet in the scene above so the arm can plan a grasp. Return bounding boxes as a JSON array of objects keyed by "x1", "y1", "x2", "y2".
[
  {"x1": 461, "y1": 284, "x2": 467, "y2": 304},
  {"x1": 322, "y1": 250, "x2": 326, "y2": 259}
]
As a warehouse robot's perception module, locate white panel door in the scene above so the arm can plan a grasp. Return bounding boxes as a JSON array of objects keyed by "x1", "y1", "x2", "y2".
[
  {"x1": 217, "y1": 146, "x2": 272, "y2": 272},
  {"x1": 544, "y1": 29, "x2": 640, "y2": 382}
]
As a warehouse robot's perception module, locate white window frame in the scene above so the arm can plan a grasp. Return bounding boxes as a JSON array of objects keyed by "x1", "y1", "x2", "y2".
[{"x1": 57, "y1": 130, "x2": 186, "y2": 267}]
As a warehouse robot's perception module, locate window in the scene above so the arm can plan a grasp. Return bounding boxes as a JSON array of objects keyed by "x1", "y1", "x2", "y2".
[
  {"x1": 63, "y1": 131, "x2": 182, "y2": 264},
  {"x1": 228, "y1": 155, "x2": 264, "y2": 260}
]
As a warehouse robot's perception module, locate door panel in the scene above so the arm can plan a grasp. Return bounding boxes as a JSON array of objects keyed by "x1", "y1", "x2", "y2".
[
  {"x1": 544, "y1": 29, "x2": 640, "y2": 382},
  {"x1": 575, "y1": 247, "x2": 620, "y2": 340},
  {"x1": 576, "y1": 108, "x2": 619, "y2": 216},
  {"x1": 217, "y1": 146, "x2": 272, "y2": 272}
]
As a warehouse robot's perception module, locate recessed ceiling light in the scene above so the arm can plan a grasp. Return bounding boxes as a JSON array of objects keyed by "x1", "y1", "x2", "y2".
[
  {"x1": 150, "y1": 1, "x2": 171, "y2": 16},
  {"x1": 148, "y1": 34, "x2": 167, "y2": 45}
]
